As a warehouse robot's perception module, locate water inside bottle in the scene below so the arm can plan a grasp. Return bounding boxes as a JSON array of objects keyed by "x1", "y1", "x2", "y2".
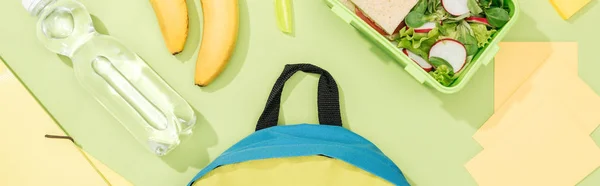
[
  {"x1": 41, "y1": 7, "x2": 73, "y2": 39},
  {"x1": 37, "y1": 1, "x2": 94, "y2": 56},
  {"x1": 91, "y1": 56, "x2": 169, "y2": 131},
  {"x1": 32, "y1": 0, "x2": 197, "y2": 155}
]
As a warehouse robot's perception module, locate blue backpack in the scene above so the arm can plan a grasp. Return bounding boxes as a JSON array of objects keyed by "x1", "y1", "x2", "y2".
[{"x1": 188, "y1": 64, "x2": 410, "y2": 186}]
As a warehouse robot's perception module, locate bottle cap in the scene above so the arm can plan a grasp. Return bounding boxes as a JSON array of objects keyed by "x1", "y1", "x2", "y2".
[{"x1": 22, "y1": 0, "x2": 42, "y2": 14}]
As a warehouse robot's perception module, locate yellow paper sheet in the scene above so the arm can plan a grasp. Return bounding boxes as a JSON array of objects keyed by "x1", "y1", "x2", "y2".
[
  {"x1": 493, "y1": 42, "x2": 552, "y2": 111},
  {"x1": 478, "y1": 42, "x2": 600, "y2": 147},
  {"x1": 466, "y1": 101, "x2": 600, "y2": 186},
  {"x1": 0, "y1": 61, "x2": 131, "y2": 186},
  {"x1": 549, "y1": 0, "x2": 592, "y2": 20},
  {"x1": 466, "y1": 42, "x2": 600, "y2": 186}
]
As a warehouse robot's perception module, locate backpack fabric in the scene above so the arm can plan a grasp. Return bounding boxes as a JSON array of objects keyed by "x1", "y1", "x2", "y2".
[{"x1": 187, "y1": 64, "x2": 410, "y2": 186}]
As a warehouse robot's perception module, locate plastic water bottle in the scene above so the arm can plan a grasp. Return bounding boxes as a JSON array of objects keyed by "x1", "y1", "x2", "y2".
[{"x1": 22, "y1": 0, "x2": 196, "y2": 156}]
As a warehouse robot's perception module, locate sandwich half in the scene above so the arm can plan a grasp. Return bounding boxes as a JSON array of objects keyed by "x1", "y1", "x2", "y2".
[{"x1": 349, "y1": 0, "x2": 418, "y2": 40}]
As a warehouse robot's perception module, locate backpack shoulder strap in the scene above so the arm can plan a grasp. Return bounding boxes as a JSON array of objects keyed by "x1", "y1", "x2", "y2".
[{"x1": 256, "y1": 64, "x2": 342, "y2": 131}]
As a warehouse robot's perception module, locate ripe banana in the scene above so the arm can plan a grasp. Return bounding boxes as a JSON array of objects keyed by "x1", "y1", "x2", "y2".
[
  {"x1": 194, "y1": 0, "x2": 239, "y2": 87},
  {"x1": 150, "y1": 0, "x2": 189, "y2": 55}
]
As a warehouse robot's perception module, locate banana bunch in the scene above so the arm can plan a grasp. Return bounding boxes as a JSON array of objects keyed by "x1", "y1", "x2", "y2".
[{"x1": 150, "y1": 0, "x2": 240, "y2": 87}]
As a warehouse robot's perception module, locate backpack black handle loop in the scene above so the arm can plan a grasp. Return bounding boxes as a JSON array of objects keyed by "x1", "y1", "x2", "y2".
[{"x1": 256, "y1": 64, "x2": 343, "y2": 131}]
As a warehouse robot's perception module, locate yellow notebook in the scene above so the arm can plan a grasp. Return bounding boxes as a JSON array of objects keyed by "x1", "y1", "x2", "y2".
[
  {"x1": 549, "y1": 0, "x2": 592, "y2": 20},
  {"x1": 0, "y1": 61, "x2": 131, "y2": 186}
]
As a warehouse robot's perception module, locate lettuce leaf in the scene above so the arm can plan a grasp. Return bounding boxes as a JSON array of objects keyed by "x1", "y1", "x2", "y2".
[
  {"x1": 467, "y1": 0, "x2": 483, "y2": 15},
  {"x1": 492, "y1": 0, "x2": 504, "y2": 8},
  {"x1": 455, "y1": 21, "x2": 478, "y2": 56},
  {"x1": 397, "y1": 26, "x2": 440, "y2": 58},
  {"x1": 439, "y1": 21, "x2": 458, "y2": 38},
  {"x1": 480, "y1": 0, "x2": 493, "y2": 8},
  {"x1": 398, "y1": 38, "x2": 428, "y2": 60},
  {"x1": 414, "y1": 0, "x2": 428, "y2": 13},
  {"x1": 485, "y1": 7, "x2": 510, "y2": 28},
  {"x1": 429, "y1": 57, "x2": 458, "y2": 86},
  {"x1": 428, "y1": 6, "x2": 449, "y2": 22},
  {"x1": 430, "y1": 65, "x2": 457, "y2": 86},
  {"x1": 426, "y1": 0, "x2": 441, "y2": 14},
  {"x1": 470, "y1": 23, "x2": 497, "y2": 48},
  {"x1": 405, "y1": 5, "x2": 448, "y2": 28}
]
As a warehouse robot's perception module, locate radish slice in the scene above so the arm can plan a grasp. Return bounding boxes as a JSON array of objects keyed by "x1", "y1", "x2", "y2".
[
  {"x1": 442, "y1": 0, "x2": 469, "y2": 16},
  {"x1": 428, "y1": 39, "x2": 467, "y2": 73},
  {"x1": 413, "y1": 22, "x2": 436, "y2": 33},
  {"x1": 466, "y1": 17, "x2": 491, "y2": 26},
  {"x1": 402, "y1": 48, "x2": 432, "y2": 72}
]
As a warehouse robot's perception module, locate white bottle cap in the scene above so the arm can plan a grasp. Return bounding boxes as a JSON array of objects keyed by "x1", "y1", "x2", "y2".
[{"x1": 22, "y1": 0, "x2": 43, "y2": 14}]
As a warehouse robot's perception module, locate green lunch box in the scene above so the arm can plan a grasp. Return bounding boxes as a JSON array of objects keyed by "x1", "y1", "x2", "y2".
[{"x1": 324, "y1": 0, "x2": 520, "y2": 94}]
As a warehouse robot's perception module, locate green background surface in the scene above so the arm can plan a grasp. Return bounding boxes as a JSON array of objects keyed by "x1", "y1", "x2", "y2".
[{"x1": 0, "y1": 0, "x2": 599, "y2": 185}]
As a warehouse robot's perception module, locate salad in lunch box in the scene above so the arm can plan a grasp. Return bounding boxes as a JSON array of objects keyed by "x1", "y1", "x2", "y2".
[{"x1": 341, "y1": 0, "x2": 512, "y2": 86}]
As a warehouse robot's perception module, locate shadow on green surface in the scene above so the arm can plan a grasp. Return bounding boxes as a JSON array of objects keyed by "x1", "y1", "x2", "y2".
[
  {"x1": 433, "y1": 64, "x2": 494, "y2": 130},
  {"x1": 567, "y1": 0, "x2": 598, "y2": 24},
  {"x1": 92, "y1": 15, "x2": 110, "y2": 36},
  {"x1": 57, "y1": 55, "x2": 72, "y2": 68},
  {"x1": 503, "y1": 9, "x2": 550, "y2": 42},
  {"x1": 199, "y1": 0, "x2": 250, "y2": 93},
  {"x1": 405, "y1": 176, "x2": 416, "y2": 186},
  {"x1": 278, "y1": 72, "x2": 308, "y2": 125},
  {"x1": 57, "y1": 15, "x2": 110, "y2": 68},
  {"x1": 161, "y1": 110, "x2": 218, "y2": 172},
  {"x1": 355, "y1": 30, "x2": 395, "y2": 65},
  {"x1": 175, "y1": 0, "x2": 202, "y2": 62},
  {"x1": 338, "y1": 85, "x2": 351, "y2": 130}
]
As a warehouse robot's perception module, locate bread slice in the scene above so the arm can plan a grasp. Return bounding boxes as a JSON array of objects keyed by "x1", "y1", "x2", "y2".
[
  {"x1": 350, "y1": 0, "x2": 418, "y2": 35},
  {"x1": 339, "y1": 0, "x2": 356, "y2": 10},
  {"x1": 355, "y1": 7, "x2": 404, "y2": 40}
]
